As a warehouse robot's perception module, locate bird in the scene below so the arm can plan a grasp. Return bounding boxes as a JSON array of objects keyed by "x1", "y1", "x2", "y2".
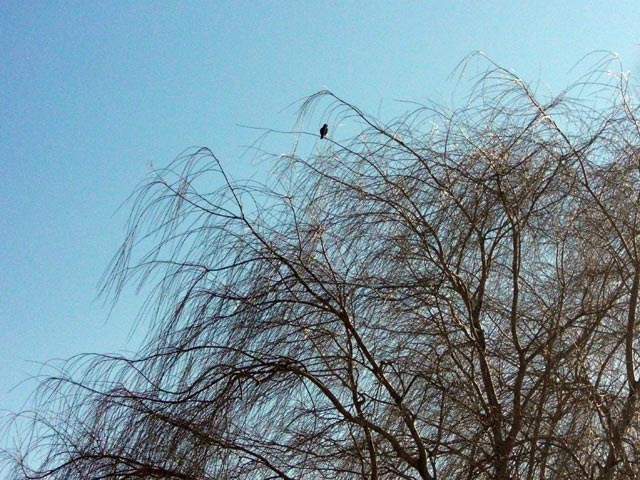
[{"x1": 320, "y1": 124, "x2": 328, "y2": 139}]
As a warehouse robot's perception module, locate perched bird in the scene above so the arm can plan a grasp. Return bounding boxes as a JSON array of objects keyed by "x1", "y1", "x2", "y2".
[{"x1": 320, "y1": 124, "x2": 328, "y2": 139}]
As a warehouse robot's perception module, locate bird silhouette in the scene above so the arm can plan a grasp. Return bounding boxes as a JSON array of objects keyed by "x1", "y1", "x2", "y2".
[{"x1": 320, "y1": 124, "x2": 328, "y2": 139}]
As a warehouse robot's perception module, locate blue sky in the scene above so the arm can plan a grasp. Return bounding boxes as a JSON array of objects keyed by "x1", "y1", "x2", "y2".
[{"x1": 1, "y1": 0, "x2": 639, "y2": 426}]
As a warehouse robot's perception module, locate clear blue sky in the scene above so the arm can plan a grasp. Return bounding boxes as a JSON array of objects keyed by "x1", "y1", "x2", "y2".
[{"x1": 1, "y1": 0, "x2": 639, "y2": 424}]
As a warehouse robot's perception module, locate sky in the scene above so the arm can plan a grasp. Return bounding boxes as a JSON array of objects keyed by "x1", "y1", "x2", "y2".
[{"x1": 1, "y1": 0, "x2": 640, "y2": 438}]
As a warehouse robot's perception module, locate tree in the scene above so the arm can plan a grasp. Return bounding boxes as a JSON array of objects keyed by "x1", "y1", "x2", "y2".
[{"x1": 4, "y1": 53, "x2": 640, "y2": 479}]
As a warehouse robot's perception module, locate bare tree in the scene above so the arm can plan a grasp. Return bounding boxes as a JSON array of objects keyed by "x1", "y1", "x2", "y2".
[{"x1": 4, "y1": 53, "x2": 640, "y2": 479}]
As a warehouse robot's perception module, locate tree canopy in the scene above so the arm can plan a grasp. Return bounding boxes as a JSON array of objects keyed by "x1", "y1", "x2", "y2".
[{"x1": 4, "y1": 53, "x2": 640, "y2": 480}]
